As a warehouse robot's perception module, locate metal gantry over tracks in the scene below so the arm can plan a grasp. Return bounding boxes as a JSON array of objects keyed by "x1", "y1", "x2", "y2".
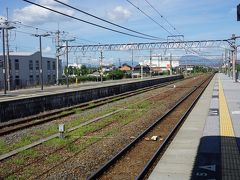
[{"x1": 58, "y1": 39, "x2": 231, "y2": 52}]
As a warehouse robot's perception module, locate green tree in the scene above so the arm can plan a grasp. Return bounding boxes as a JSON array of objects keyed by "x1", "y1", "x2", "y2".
[{"x1": 108, "y1": 70, "x2": 124, "y2": 80}]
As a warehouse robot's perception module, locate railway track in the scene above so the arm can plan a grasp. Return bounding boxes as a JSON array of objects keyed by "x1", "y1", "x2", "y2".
[
  {"x1": 87, "y1": 74, "x2": 213, "y2": 179},
  {"x1": 0, "y1": 78, "x2": 185, "y2": 136}
]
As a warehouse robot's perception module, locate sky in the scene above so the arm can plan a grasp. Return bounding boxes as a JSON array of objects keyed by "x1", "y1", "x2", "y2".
[{"x1": 0, "y1": 0, "x2": 240, "y2": 65}]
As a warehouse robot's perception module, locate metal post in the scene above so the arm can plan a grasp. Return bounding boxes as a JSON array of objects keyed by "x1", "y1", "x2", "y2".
[
  {"x1": 141, "y1": 64, "x2": 143, "y2": 79},
  {"x1": 234, "y1": 47, "x2": 238, "y2": 82},
  {"x1": 228, "y1": 50, "x2": 231, "y2": 77},
  {"x1": 6, "y1": 28, "x2": 10, "y2": 91},
  {"x1": 170, "y1": 53, "x2": 173, "y2": 75},
  {"x1": 66, "y1": 40, "x2": 69, "y2": 88},
  {"x1": 56, "y1": 30, "x2": 60, "y2": 85},
  {"x1": 232, "y1": 34, "x2": 236, "y2": 81},
  {"x1": 131, "y1": 49, "x2": 134, "y2": 78},
  {"x1": 2, "y1": 29, "x2": 6, "y2": 94},
  {"x1": 150, "y1": 49, "x2": 152, "y2": 77},
  {"x1": 100, "y1": 50, "x2": 103, "y2": 83},
  {"x1": 39, "y1": 36, "x2": 44, "y2": 90},
  {"x1": 224, "y1": 49, "x2": 227, "y2": 75},
  {"x1": 231, "y1": 50, "x2": 234, "y2": 78}
]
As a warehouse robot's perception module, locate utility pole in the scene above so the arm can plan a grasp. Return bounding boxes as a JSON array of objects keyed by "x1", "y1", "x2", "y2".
[
  {"x1": 5, "y1": 17, "x2": 10, "y2": 91},
  {"x1": 1, "y1": 12, "x2": 15, "y2": 91},
  {"x1": 62, "y1": 38, "x2": 75, "y2": 88},
  {"x1": 170, "y1": 53, "x2": 173, "y2": 75},
  {"x1": 55, "y1": 30, "x2": 60, "y2": 85},
  {"x1": 230, "y1": 34, "x2": 238, "y2": 82},
  {"x1": 100, "y1": 50, "x2": 103, "y2": 83},
  {"x1": 0, "y1": 17, "x2": 15, "y2": 94},
  {"x1": 228, "y1": 50, "x2": 231, "y2": 77},
  {"x1": 149, "y1": 49, "x2": 152, "y2": 77},
  {"x1": 224, "y1": 49, "x2": 227, "y2": 75},
  {"x1": 118, "y1": 58, "x2": 121, "y2": 67},
  {"x1": 1, "y1": 28, "x2": 6, "y2": 94},
  {"x1": 33, "y1": 33, "x2": 50, "y2": 90},
  {"x1": 131, "y1": 49, "x2": 134, "y2": 78},
  {"x1": 66, "y1": 40, "x2": 69, "y2": 87}
]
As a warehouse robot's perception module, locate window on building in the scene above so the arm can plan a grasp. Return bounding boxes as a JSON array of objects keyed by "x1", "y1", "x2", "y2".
[
  {"x1": 0, "y1": 60, "x2": 3, "y2": 68},
  {"x1": 36, "y1": 60, "x2": 39, "y2": 70},
  {"x1": 52, "y1": 61, "x2": 56, "y2": 70},
  {"x1": 48, "y1": 74, "x2": 51, "y2": 82},
  {"x1": 29, "y1": 75, "x2": 33, "y2": 82},
  {"x1": 15, "y1": 59, "x2": 19, "y2": 70},
  {"x1": 47, "y1": 61, "x2": 51, "y2": 70},
  {"x1": 29, "y1": 60, "x2": 33, "y2": 70}
]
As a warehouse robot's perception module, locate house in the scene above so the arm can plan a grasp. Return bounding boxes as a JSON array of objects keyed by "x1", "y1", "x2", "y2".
[
  {"x1": 119, "y1": 63, "x2": 132, "y2": 71},
  {"x1": 134, "y1": 64, "x2": 150, "y2": 73},
  {"x1": 0, "y1": 52, "x2": 62, "y2": 89}
]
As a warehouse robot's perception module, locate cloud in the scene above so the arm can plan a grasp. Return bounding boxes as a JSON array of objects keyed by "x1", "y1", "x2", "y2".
[
  {"x1": 107, "y1": 6, "x2": 132, "y2": 22},
  {"x1": 43, "y1": 46, "x2": 52, "y2": 53},
  {"x1": 0, "y1": 16, "x2": 6, "y2": 22},
  {"x1": 13, "y1": 0, "x2": 75, "y2": 25}
]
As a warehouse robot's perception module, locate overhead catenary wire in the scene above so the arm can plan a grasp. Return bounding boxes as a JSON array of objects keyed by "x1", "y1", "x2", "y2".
[
  {"x1": 125, "y1": 0, "x2": 173, "y2": 36},
  {"x1": 22, "y1": 0, "x2": 161, "y2": 41},
  {"x1": 143, "y1": 0, "x2": 180, "y2": 34},
  {"x1": 53, "y1": 0, "x2": 164, "y2": 40},
  {"x1": 126, "y1": 0, "x2": 201, "y2": 55}
]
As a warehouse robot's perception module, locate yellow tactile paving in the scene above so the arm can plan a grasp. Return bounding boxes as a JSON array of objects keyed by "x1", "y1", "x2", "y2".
[{"x1": 219, "y1": 79, "x2": 235, "y2": 137}]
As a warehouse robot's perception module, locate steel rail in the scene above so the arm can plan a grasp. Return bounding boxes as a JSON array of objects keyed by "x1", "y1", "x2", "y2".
[
  {"x1": 87, "y1": 74, "x2": 214, "y2": 180},
  {"x1": 136, "y1": 74, "x2": 213, "y2": 179},
  {"x1": 0, "y1": 77, "x2": 185, "y2": 136}
]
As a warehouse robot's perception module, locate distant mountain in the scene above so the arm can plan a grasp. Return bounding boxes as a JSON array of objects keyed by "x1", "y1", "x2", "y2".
[{"x1": 179, "y1": 55, "x2": 222, "y2": 66}]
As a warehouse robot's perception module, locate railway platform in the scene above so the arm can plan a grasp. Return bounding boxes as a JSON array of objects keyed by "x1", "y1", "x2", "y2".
[
  {"x1": 0, "y1": 76, "x2": 167, "y2": 102},
  {"x1": 148, "y1": 73, "x2": 240, "y2": 180}
]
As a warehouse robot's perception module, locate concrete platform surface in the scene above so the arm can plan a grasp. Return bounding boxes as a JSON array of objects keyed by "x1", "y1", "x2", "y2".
[
  {"x1": 0, "y1": 76, "x2": 168, "y2": 102},
  {"x1": 148, "y1": 73, "x2": 240, "y2": 180}
]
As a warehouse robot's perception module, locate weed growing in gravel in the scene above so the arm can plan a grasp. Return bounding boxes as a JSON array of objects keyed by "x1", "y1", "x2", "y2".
[
  {"x1": 9, "y1": 156, "x2": 24, "y2": 165},
  {"x1": 67, "y1": 143, "x2": 79, "y2": 153},
  {"x1": 60, "y1": 110, "x2": 73, "y2": 116},
  {"x1": 120, "y1": 109, "x2": 144, "y2": 126},
  {"x1": 0, "y1": 139, "x2": 7, "y2": 154},
  {"x1": 127, "y1": 100, "x2": 151, "y2": 110},
  {"x1": 46, "y1": 154, "x2": 61, "y2": 163},
  {"x1": 74, "y1": 108, "x2": 83, "y2": 114},
  {"x1": 103, "y1": 127, "x2": 119, "y2": 136},
  {"x1": 43, "y1": 136, "x2": 73, "y2": 148},
  {"x1": 5, "y1": 175, "x2": 18, "y2": 180},
  {"x1": 40, "y1": 125, "x2": 58, "y2": 136},
  {"x1": 66, "y1": 107, "x2": 117, "y2": 129},
  {"x1": 88, "y1": 102, "x2": 95, "y2": 108},
  {"x1": 9, "y1": 136, "x2": 39, "y2": 153},
  {"x1": 19, "y1": 149, "x2": 39, "y2": 158}
]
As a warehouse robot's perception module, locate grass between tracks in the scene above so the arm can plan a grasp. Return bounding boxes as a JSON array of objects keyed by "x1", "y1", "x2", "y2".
[
  {"x1": 0, "y1": 99, "x2": 153, "y2": 179},
  {"x1": 0, "y1": 107, "x2": 117, "y2": 155}
]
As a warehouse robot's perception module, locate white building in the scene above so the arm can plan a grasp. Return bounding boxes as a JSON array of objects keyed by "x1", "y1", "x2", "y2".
[
  {"x1": 0, "y1": 52, "x2": 62, "y2": 89},
  {"x1": 142, "y1": 56, "x2": 180, "y2": 71}
]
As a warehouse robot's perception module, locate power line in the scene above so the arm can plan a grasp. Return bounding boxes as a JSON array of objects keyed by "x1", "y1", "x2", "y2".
[
  {"x1": 14, "y1": 22, "x2": 54, "y2": 34},
  {"x1": 125, "y1": 0, "x2": 173, "y2": 36},
  {"x1": 14, "y1": 30, "x2": 55, "y2": 39},
  {"x1": 143, "y1": 0, "x2": 180, "y2": 34},
  {"x1": 54, "y1": 0, "x2": 164, "y2": 40},
  {"x1": 22, "y1": 0, "x2": 161, "y2": 41}
]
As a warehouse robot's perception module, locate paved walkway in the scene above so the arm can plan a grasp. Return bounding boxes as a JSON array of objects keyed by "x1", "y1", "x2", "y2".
[{"x1": 148, "y1": 73, "x2": 240, "y2": 180}]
